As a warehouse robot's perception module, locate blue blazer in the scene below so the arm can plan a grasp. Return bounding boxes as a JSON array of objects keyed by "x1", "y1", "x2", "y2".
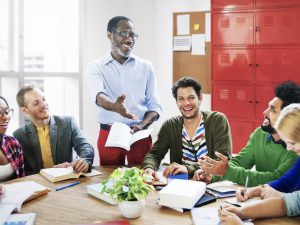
[{"x1": 13, "y1": 115, "x2": 94, "y2": 175}]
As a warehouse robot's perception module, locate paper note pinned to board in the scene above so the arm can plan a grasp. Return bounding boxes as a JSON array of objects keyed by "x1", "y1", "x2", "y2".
[
  {"x1": 173, "y1": 36, "x2": 191, "y2": 51},
  {"x1": 194, "y1": 24, "x2": 200, "y2": 31},
  {"x1": 177, "y1": 14, "x2": 190, "y2": 35},
  {"x1": 192, "y1": 34, "x2": 205, "y2": 55}
]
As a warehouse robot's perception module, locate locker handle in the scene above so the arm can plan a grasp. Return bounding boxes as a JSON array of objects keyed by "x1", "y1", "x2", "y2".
[
  {"x1": 256, "y1": 64, "x2": 259, "y2": 67},
  {"x1": 255, "y1": 26, "x2": 260, "y2": 32},
  {"x1": 248, "y1": 64, "x2": 252, "y2": 67},
  {"x1": 256, "y1": 101, "x2": 259, "y2": 104},
  {"x1": 249, "y1": 100, "x2": 253, "y2": 103}
]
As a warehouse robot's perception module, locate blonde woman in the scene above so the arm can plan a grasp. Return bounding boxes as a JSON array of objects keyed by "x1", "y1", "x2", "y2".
[{"x1": 219, "y1": 103, "x2": 300, "y2": 224}]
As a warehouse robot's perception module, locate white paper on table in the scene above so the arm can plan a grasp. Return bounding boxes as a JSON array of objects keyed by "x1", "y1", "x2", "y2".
[
  {"x1": 192, "y1": 34, "x2": 206, "y2": 55},
  {"x1": 177, "y1": 14, "x2": 190, "y2": 35},
  {"x1": 173, "y1": 36, "x2": 191, "y2": 51}
]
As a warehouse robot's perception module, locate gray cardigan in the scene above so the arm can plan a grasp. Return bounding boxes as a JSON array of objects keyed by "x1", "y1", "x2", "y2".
[
  {"x1": 13, "y1": 115, "x2": 94, "y2": 175},
  {"x1": 142, "y1": 111, "x2": 232, "y2": 177}
]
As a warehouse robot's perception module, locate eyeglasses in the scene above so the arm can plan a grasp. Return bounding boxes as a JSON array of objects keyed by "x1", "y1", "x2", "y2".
[
  {"x1": 114, "y1": 31, "x2": 138, "y2": 40},
  {"x1": 0, "y1": 108, "x2": 14, "y2": 118}
]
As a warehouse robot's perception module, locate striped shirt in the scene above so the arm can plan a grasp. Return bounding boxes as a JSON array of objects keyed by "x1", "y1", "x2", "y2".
[{"x1": 182, "y1": 120, "x2": 208, "y2": 165}]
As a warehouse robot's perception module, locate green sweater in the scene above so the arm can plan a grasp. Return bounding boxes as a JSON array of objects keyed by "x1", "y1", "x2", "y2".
[
  {"x1": 142, "y1": 111, "x2": 232, "y2": 177},
  {"x1": 213, "y1": 128, "x2": 298, "y2": 187}
]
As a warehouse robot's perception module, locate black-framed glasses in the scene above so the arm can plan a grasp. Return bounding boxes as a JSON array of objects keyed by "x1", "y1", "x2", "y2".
[
  {"x1": 114, "y1": 31, "x2": 138, "y2": 40},
  {"x1": 0, "y1": 108, "x2": 14, "y2": 118}
]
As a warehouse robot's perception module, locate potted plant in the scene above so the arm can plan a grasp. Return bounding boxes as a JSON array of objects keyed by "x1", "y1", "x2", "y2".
[{"x1": 101, "y1": 167, "x2": 154, "y2": 218}]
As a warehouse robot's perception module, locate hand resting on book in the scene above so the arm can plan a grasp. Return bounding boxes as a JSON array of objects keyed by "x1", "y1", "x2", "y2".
[{"x1": 54, "y1": 158, "x2": 89, "y2": 173}]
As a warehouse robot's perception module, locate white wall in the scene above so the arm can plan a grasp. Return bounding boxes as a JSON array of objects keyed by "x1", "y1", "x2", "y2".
[{"x1": 82, "y1": 0, "x2": 211, "y2": 165}]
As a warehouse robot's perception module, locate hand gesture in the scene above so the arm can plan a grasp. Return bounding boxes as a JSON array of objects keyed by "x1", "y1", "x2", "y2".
[
  {"x1": 130, "y1": 124, "x2": 142, "y2": 134},
  {"x1": 198, "y1": 152, "x2": 229, "y2": 176},
  {"x1": 193, "y1": 169, "x2": 212, "y2": 184},
  {"x1": 114, "y1": 95, "x2": 137, "y2": 120},
  {"x1": 163, "y1": 162, "x2": 188, "y2": 177}
]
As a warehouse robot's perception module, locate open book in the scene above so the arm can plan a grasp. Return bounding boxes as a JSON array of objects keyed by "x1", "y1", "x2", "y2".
[
  {"x1": 40, "y1": 168, "x2": 102, "y2": 182},
  {"x1": 105, "y1": 122, "x2": 153, "y2": 151},
  {"x1": 1, "y1": 181, "x2": 50, "y2": 212}
]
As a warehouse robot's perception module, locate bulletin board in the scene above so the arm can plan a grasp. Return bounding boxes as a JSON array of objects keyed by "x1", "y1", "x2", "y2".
[{"x1": 173, "y1": 12, "x2": 211, "y2": 93}]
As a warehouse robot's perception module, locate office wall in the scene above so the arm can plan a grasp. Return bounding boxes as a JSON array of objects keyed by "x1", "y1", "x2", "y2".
[{"x1": 82, "y1": 0, "x2": 211, "y2": 165}]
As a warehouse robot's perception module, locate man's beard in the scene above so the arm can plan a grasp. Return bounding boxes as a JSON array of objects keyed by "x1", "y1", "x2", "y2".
[{"x1": 261, "y1": 116, "x2": 276, "y2": 134}]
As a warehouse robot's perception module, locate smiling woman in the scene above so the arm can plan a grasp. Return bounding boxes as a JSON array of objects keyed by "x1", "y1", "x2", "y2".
[{"x1": 0, "y1": 96, "x2": 25, "y2": 182}]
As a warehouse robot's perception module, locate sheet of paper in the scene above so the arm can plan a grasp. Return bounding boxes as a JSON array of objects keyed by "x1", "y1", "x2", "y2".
[
  {"x1": 130, "y1": 128, "x2": 153, "y2": 145},
  {"x1": 192, "y1": 34, "x2": 205, "y2": 55},
  {"x1": 177, "y1": 14, "x2": 190, "y2": 35},
  {"x1": 173, "y1": 36, "x2": 191, "y2": 51},
  {"x1": 0, "y1": 204, "x2": 15, "y2": 225},
  {"x1": 205, "y1": 13, "x2": 211, "y2": 42}
]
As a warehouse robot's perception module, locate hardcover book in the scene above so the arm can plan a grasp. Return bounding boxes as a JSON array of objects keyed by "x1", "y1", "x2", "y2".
[
  {"x1": 87, "y1": 182, "x2": 118, "y2": 205},
  {"x1": 158, "y1": 179, "x2": 206, "y2": 209},
  {"x1": 4, "y1": 213, "x2": 36, "y2": 225}
]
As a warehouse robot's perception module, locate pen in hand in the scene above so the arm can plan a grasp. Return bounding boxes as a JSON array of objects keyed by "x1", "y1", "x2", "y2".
[{"x1": 242, "y1": 175, "x2": 249, "y2": 197}]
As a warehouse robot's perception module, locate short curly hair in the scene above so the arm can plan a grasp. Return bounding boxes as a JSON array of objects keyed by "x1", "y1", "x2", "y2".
[
  {"x1": 171, "y1": 77, "x2": 202, "y2": 99},
  {"x1": 275, "y1": 81, "x2": 300, "y2": 109}
]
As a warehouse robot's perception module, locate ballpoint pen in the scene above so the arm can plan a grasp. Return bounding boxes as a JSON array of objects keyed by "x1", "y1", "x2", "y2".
[
  {"x1": 242, "y1": 175, "x2": 249, "y2": 196},
  {"x1": 55, "y1": 181, "x2": 80, "y2": 191}
]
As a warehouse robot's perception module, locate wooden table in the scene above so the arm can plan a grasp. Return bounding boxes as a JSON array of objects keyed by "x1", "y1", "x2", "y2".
[{"x1": 5, "y1": 166, "x2": 300, "y2": 225}]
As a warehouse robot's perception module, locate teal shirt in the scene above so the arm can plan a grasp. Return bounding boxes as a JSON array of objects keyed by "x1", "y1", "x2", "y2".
[
  {"x1": 213, "y1": 128, "x2": 298, "y2": 187},
  {"x1": 284, "y1": 191, "x2": 300, "y2": 216}
]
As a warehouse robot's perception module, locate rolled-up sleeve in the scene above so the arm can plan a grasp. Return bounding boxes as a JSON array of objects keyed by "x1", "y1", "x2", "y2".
[{"x1": 283, "y1": 191, "x2": 300, "y2": 217}]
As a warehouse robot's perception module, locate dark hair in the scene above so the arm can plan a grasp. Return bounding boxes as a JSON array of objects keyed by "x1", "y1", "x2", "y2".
[
  {"x1": 16, "y1": 84, "x2": 38, "y2": 107},
  {"x1": 107, "y1": 16, "x2": 132, "y2": 32},
  {"x1": 0, "y1": 96, "x2": 9, "y2": 108},
  {"x1": 275, "y1": 80, "x2": 300, "y2": 109},
  {"x1": 172, "y1": 77, "x2": 202, "y2": 99}
]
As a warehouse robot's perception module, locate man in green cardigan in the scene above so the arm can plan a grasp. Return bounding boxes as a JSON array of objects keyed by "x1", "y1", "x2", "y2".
[
  {"x1": 142, "y1": 77, "x2": 232, "y2": 179},
  {"x1": 198, "y1": 81, "x2": 300, "y2": 187}
]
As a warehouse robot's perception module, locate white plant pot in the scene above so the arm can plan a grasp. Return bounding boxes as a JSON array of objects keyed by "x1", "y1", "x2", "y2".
[{"x1": 118, "y1": 199, "x2": 145, "y2": 219}]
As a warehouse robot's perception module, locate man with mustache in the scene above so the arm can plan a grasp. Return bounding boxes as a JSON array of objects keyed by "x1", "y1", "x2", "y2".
[
  {"x1": 13, "y1": 85, "x2": 94, "y2": 175},
  {"x1": 197, "y1": 81, "x2": 300, "y2": 187},
  {"x1": 86, "y1": 16, "x2": 162, "y2": 165}
]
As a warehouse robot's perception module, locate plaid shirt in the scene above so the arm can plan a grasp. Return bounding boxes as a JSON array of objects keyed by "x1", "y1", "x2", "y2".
[{"x1": 1, "y1": 134, "x2": 25, "y2": 178}]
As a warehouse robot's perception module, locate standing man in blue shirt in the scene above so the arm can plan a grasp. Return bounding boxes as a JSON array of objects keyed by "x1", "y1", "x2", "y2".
[{"x1": 86, "y1": 16, "x2": 162, "y2": 166}]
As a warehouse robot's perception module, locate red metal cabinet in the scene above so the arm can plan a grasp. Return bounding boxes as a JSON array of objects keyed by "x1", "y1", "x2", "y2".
[
  {"x1": 213, "y1": 13, "x2": 254, "y2": 46},
  {"x1": 213, "y1": 48, "x2": 254, "y2": 81},
  {"x1": 212, "y1": 0, "x2": 300, "y2": 153},
  {"x1": 212, "y1": 84, "x2": 254, "y2": 119},
  {"x1": 228, "y1": 119, "x2": 254, "y2": 153},
  {"x1": 255, "y1": 85, "x2": 274, "y2": 121},
  {"x1": 256, "y1": 48, "x2": 300, "y2": 82},
  {"x1": 256, "y1": 0, "x2": 300, "y2": 8},
  {"x1": 256, "y1": 9, "x2": 300, "y2": 45},
  {"x1": 212, "y1": 0, "x2": 254, "y2": 10}
]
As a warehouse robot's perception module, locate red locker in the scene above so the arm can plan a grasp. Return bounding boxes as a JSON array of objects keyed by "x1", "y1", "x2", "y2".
[
  {"x1": 213, "y1": 12, "x2": 254, "y2": 46},
  {"x1": 228, "y1": 120, "x2": 253, "y2": 153},
  {"x1": 256, "y1": 0, "x2": 300, "y2": 8},
  {"x1": 212, "y1": 48, "x2": 254, "y2": 81},
  {"x1": 256, "y1": 9, "x2": 300, "y2": 45},
  {"x1": 256, "y1": 48, "x2": 300, "y2": 82},
  {"x1": 212, "y1": 0, "x2": 300, "y2": 154},
  {"x1": 255, "y1": 85, "x2": 274, "y2": 121},
  {"x1": 212, "y1": 0, "x2": 254, "y2": 10},
  {"x1": 213, "y1": 84, "x2": 254, "y2": 119}
]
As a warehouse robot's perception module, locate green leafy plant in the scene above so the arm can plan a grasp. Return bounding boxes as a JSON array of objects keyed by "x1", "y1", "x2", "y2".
[{"x1": 101, "y1": 167, "x2": 154, "y2": 202}]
